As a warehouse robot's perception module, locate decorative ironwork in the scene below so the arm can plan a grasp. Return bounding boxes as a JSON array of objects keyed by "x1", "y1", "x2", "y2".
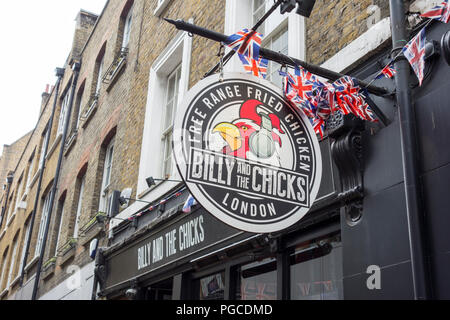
[{"x1": 331, "y1": 128, "x2": 364, "y2": 225}]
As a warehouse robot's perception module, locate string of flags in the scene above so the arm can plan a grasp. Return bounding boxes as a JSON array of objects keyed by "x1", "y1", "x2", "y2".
[
  {"x1": 282, "y1": 66, "x2": 377, "y2": 137},
  {"x1": 125, "y1": 187, "x2": 199, "y2": 222},
  {"x1": 225, "y1": 28, "x2": 268, "y2": 79},
  {"x1": 371, "y1": 1, "x2": 449, "y2": 85},
  {"x1": 224, "y1": 2, "x2": 449, "y2": 137}
]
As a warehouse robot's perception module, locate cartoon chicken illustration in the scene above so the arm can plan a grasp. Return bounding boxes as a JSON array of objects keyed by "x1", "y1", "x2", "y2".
[{"x1": 212, "y1": 99, "x2": 285, "y2": 167}]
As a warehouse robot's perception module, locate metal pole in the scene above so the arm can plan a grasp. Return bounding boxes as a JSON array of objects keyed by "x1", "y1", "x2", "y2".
[
  {"x1": 19, "y1": 68, "x2": 65, "y2": 288},
  {"x1": 31, "y1": 62, "x2": 81, "y2": 300},
  {"x1": 389, "y1": 0, "x2": 429, "y2": 299},
  {"x1": 164, "y1": 18, "x2": 389, "y2": 96}
]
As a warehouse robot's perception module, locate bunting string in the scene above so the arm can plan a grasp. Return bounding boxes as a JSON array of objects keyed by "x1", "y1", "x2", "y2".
[{"x1": 125, "y1": 186, "x2": 196, "y2": 222}]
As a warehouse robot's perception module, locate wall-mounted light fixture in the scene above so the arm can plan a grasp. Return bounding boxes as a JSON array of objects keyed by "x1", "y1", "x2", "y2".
[
  {"x1": 118, "y1": 196, "x2": 152, "y2": 206},
  {"x1": 145, "y1": 176, "x2": 182, "y2": 188},
  {"x1": 280, "y1": 0, "x2": 316, "y2": 17}
]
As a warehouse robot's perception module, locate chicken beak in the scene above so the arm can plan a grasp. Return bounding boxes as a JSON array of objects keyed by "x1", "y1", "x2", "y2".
[{"x1": 213, "y1": 122, "x2": 242, "y2": 151}]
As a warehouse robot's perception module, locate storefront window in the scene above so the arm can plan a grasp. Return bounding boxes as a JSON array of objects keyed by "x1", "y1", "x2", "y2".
[
  {"x1": 236, "y1": 258, "x2": 277, "y2": 300},
  {"x1": 290, "y1": 233, "x2": 343, "y2": 300},
  {"x1": 197, "y1": 272, "x2": 225, "y2": 300}
]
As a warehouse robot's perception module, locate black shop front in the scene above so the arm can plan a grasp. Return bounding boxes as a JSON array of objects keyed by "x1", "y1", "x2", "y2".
[
  {"x1": 96, "y1": 137, "x2": 344, "y2": 301},
  {"x1": 97, "y1": 20, "x2": 450, "y2": 300}
]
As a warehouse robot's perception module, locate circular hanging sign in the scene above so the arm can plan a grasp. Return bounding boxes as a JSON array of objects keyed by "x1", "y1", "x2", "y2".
[{"x1": 173, "y1": 73, "x2": 322, "y2": 233}]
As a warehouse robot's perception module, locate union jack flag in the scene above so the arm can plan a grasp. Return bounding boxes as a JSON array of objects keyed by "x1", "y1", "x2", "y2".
[
  {"x1": 225, "y1": 28, "x2": 263, "y2": 60},
  {"x1": 421, "y1": 0, "x2": 450, "y2": 23},
  {"x1": 284, "y1": 66, "x2": 321, "y2": 117},
  {"x1": 238, "y1": 54, "x2": 268, "y2": 78},
  {"x1": 376, "y1": 63, "x2": 396, "y2": 79},
  {"x1": 333, "y1": 76, "x2": 377, "y2": 122},
  {"x1": 402, "y1": 28, "x2": 427, "y2": 86},
  {"x1": 182, "y1": 194, "x2": 197, "y2": 213}
]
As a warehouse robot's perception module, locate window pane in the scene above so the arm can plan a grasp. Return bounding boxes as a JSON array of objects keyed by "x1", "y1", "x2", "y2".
[
  {"x1": 96, "y1": 57, "x2": 104, "y2": 96},
  {"x1": 55, "y1": 201, "x2": 65, "y2": 255},
  {"x1": 122, "y1": 11, "x2": 133, "y2": 48},
  {"x1": 163, "y1": 130, "x2": 173, "y2": 178},
  {"x1": 74, "y1": 176, "x2": 85, "y2": 238},
  {"x1": 266, "y1": 27, "x2": 288, "y2": 88},
  {"x1": 105, "y1": 144, "x2": 114, "y2": 187},
  {"x1": 290, "y1": 234, "x2": 343, "y2": 300},
  {"x1": 236, "y1": 258, "x2": 277, "y2": 300},
  {"x1": 197, "y1": 272, "x2": 225, "y2": 300},
  {"x1": 253, "y1": 0, "x2": 266, "y2": 32},
  {"x1": 7, "y1": 239, "x2": 18, "y2": 286}
]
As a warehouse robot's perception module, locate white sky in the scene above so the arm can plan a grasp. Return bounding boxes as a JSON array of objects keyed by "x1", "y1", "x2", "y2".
[{"x1": 0, "y1": 0, "x2": 107, "y2": 155}]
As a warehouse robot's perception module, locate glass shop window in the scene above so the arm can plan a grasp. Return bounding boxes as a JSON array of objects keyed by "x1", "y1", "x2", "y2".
[
  {"x1": 236, "y1": 258, "x2": 277, "y2": 300},
  {"x1": 290, "y1": 233, "x2": 343, "y2": 300},
  {"x1": 195, "y1": 271, "x2": 226, "y2": 300}
]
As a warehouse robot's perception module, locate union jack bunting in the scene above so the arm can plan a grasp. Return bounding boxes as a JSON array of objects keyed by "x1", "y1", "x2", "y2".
[
  {"x1": 284, "y1": 66, "x2": 321, "y2": 118},
  {"x1": 225, "y1": 28, "x2": 263, "y2": 60},
  {"x1": 402, "y1": 28, "x2": 427, "y2": 86},
  {"x1": 376, "y1": 63, "x2": 396, "y2": 79},
  {"x1": 182, "y1": 194, "x2": 197, "y2": 213},
  {"x1": 333, "y1": 76, "x2": 377, "y2": 122},
  {"x1": 238, "y1": 54, "x2": 268, "y2": 78},
  {"x1": 421, "y1": 0, "x2": 450, "y2": 23}
]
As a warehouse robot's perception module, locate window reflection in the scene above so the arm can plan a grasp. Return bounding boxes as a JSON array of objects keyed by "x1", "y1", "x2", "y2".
[
  {"x1": 236, "y1": 258, "x2": 277, "y2": 300},
  {"x1": 198, "y1": 272, "x2": 225, "y2": 300},
  {"x1": 290, "y1": 233, "x2": 343, "y2": 300}
]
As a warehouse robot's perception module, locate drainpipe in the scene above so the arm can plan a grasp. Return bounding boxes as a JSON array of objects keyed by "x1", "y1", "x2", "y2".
[
  {"x1": 19, "y1": 67, "x2": 65, "y2": 288},
  {"x1": 31, "y1": 62, "x2": 81, "y2": 300},
  {"x1": 389, "y1": 0, "x2": 430, "y2": 299}
]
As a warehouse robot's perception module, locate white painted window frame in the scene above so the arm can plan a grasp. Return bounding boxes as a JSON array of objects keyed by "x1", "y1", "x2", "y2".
[
  {"x1": 25, "y1": 155, "x2": 35, "y2": 193},
  {"x1": 54, "y1": 200, "x2": 65, "y2": 256},
  {"x1": 154, "y1": 0, "x2": 172, "y2": 17},
  {"x1": 95, "y1": 55, "x2": 105, "y2": 97},
  {"x1": 38, "y1": 127, "x2": 50, "y2": 169},
  {"x1": 161, "y1": 64, "x2": 182, "y2": 180},
  {"x1": 224, "y1": 0, "x2": 305, "y2": 73},
  {"x1": 18, "y1": 221, "x2": 30, "y2": 276},
  {"x1": 75, "y1": 88, "x2": 84, "y2": 130},
  {"x1": 122, "y1": 5, "x2": 133, "y2": 50},
  {"x1": 58, "y1": 90, "x2": 71, "y2": 136},
  {"x1": 6, "y1": 237, "x2": 18, "y2": 288},
  {"x1": 35, "y1": 191, "x2": 52, "y2": 257},
  {"x1": 73, "y1": 175, "x2": 85, "y2": 239},
  {"x1": 99, "y1": 138, "x2": 115, "y2": 215},
  {"x1": 0, "y1": 252, "x2": 7, "y2": 290},
  {"x1": 136, "y1": 28, "x2": 192, "y2": 198}
]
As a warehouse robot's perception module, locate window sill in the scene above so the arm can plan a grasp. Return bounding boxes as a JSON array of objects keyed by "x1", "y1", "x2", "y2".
[
  {"x1": 0, "y1": 288, "x2": 8, "y2": 299},
  {"x1": 21, "y1": 191, "x2": 28, "y2": 202},
  {"x1": 10, "y1": 274, "x2": 21, "y2": 289},
  {"x1": 81, "y1": 98, "x2": 98, "y2": 129},
  {"x1": 64, "y1": 131, "x2": 78, "y2": 156},
  {"x1": 80, "y1": 222, "x2": 104, "y2": 247},
  {"x1": 6, "y1": 211, "x2": 16, "y2": 227},
  {"x1": 28, "y1": 168, "x2": 41, "y2": 190},
  {"x1": 154, "y1": 0, "x2": 172, "y2": 17},
  {"x1": 0, "y1": 229, "x2": 5, "y2": 241},
  {"x1": 106, "y1": 56, "x2": 127, "y2": 92},
  {"x1": 24, "y1": 255, "x2": 40, "y2": 273},
  {"x1": 46, "y1": 134, "x2": 62, "y2": 160},
  {"x1": 41, "y1": 261, "x2": 56, "y2": 281},
  {"x1": 59, "y1": 245, "x2": 76, "y2": 267}
]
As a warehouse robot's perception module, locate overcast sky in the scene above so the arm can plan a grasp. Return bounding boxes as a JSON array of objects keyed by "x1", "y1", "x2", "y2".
[{"x1": 0, "y1": 0, "x2": 107, "y2": 155}]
